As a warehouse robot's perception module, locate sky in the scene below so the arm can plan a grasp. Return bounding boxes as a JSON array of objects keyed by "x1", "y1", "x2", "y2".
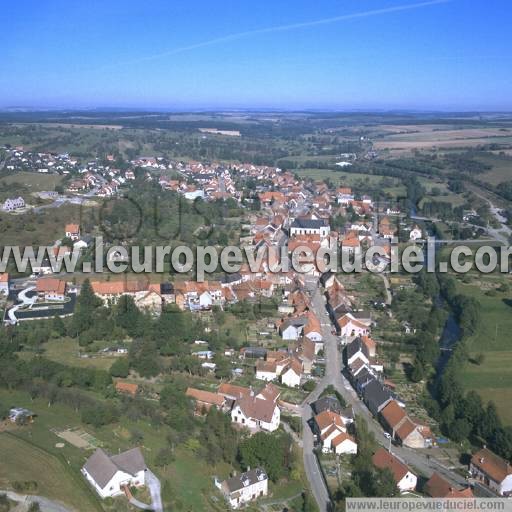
[{"x1": 1, "y1": 0, "x2": 511, "y2": 111}]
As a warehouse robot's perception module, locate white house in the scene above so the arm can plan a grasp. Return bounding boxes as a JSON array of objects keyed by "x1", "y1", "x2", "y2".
[
  {"x1": 332, "y1": 432, "x2": 358, "y2": 455},
  {"x1": 409, "y1": 225, "x2": 423, "y2": 241},
  {"x1": 82, "y1": 448, "x2": 147, "y2": 499},
  {"x1": 218, "y1": 468, "x2": 268, "y2": 509},
  {"x1": 280, "y1": 360, "x2": 302, "y2": 388},
  {"x1": 372, "y1": 448, "x2": 417, "y2": 492},
  {"x1": 2, "y1": 197, "x2": 25, "y2": 212},
  {"x1": 255, "y1": 361, "x2": 278, "y2": 382},
  {"x1": 470, "y1": 448, "x2": 512, "y2": 496},
  {"x1": 338, "y1": 313, "x2": 371, "y2": 338},
  {"x1": 290, "y1": 218, "x2": 330, "y2": 239},
  {"x1": 231, "y1": 385, "x2": 281, "y2": 432},
  {"x1": 65, "y1": 223, "x2": 81, "y2": 241},
  {"x1": 279, "y1": 317, "x2": 306, "y2": 340}
]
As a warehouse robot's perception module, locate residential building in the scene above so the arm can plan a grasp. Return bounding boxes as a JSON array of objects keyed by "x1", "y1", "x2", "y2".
[
  {"x1": 409, "y1": 225, "x2": 423, "y2": 241},
  {"x1": 36, "y1": 278, "x2": 67, "y2": 301},
  {"x1": 290, "y1": 217, "x2": 330, "y2": 238},
  {"x1": 0, "y1": 273, "x2": 9, "y2": 295},
  {"x1": 82, "y1": 448, "x2": 147, "y2": 499},
  {"x1": 231, "y1": 384, "x2": 281, "y2": 432},
  {"x1": 218, "y1": 468, "x2": 268, "y2": 509},
  {"x1": 65, "y1": 223, "x2": 81, "y2": 241},
  {"x1": 470, "y1": 448, "x2": 512, "y2": 496},
  {"x1": 2, "y1": 196, "x2": 25, "y2": 211},
  {"x1": 372, "y1": 448, "x2": 417, "y2": 492},
  {"x1": 186, "y1": 387, "x2": 225, "y2": 414},
  {"x1": 362, "y1": 379, "x2": 393, "y2": 416},
  {"x1": 115, "y1": 381, "x2": 139, "y2": 397},
  {"x1": 424, "y1": 473, "x2": 473, "y2": 498}
]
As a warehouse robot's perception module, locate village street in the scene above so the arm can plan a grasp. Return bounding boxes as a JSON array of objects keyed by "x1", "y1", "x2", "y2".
[{"x1": 299, "y1": 277, "x2": 468, "y2": 512}]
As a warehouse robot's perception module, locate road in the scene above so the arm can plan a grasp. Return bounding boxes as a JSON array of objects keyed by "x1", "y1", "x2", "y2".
[
  {"x1": 300, "y1": 278, "x2": 468, "y2": 512},
  {"x1": 0, "y1": 490, "x2": 71, "y2": 512}
]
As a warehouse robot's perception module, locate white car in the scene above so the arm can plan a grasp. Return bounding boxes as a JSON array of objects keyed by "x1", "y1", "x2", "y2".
[{"x1": 383, "y1": 432, "x2": 392, "y2": 439}]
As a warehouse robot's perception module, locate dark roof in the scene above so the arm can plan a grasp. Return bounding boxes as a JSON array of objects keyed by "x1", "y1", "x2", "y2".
[
  {"x1": 281, "y1": 316, "x2": 307, "y2": 331},
  {"x1": 83, "y1": 448, "x2": 146, "y2": 489},
  {"x1": 319, "y1": 271, "x2": 335, "y2": 287},
  {"x1": 291, "y1": 218, "x2": 328, "y2": 230},
  {"x1": 160, "y1": 282, "x2": 174, "y2": 294},
  {"x1": 223, "y1": 468, "x2": 268, "y2": 493},
  {"x1": 352, "y1": 310, "x2": 371, "y2": 320},
  {"x1": 354, "y1": 367, "x2": 373, "y2": 387},
  {"x1": 363, "y1": 379, "x2": 392, "y2": 414},
  {"x1": 345, "y1": 337, "x2": 369, "y2": 361},
  {"x1": 220, "y1": 273, "x2": 242, "y2": 284},
  {"x1": 312, "y1": 396, "x2": 342, "y2": 415},
  {"x1": 242, "y1": 347, "x2": 268, "y2": 359}
]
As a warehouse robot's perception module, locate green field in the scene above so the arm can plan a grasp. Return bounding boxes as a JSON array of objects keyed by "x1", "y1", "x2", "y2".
[
  {"x1": 456, "y1": 278, "x2": 512, "y2": 425},
  {"x1": 0, "y1": 433, "x2": 101, "y2": 511},
  {"x1": 296, "y1": 168, "x2": 406, "y2": 197},
  {"x1": 474, "y1": 154, "x2": 512, "y2": 186},
  {"x1": 40, "y1": 338, "x2": 118, "y2": 371},
  {"x1": 0, "y1": 172, "x2": 63, "y2": 190}
]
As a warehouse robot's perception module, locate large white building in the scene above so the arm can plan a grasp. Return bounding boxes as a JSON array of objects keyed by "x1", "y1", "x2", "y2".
[
  {"x1": 290, "y1": 217, "x2": 330, "y2": 238},
  {"x1": 2, "y1": 197, "x2": 25, "y2": 212},
  {"x1": 82, "y1": 448, "x2": 147, "y2": 498},
  {"x1": 231, "y1": 384, "x2": 281, "y2": 432},
  {"x1": 218, "y1": 468, "x2": 268, "y2": 509}
]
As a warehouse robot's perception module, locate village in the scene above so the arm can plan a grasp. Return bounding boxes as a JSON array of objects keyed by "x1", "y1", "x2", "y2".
[{"x1": 1, "y1": 143, "x2": 511, "y2": 512}]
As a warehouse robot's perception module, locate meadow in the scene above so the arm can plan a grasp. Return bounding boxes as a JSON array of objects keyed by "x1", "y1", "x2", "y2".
[{"x1": 455, "y1": 277, "x2": 512, "y2": 425}]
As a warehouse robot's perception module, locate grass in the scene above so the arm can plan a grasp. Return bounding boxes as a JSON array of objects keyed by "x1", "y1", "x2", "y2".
[
  {"x1": 474, "y1": 153, "x2": 512, "y2": 186},
  {"x1": 455, "y1": 277, "x2": 512, "y2": 424},
  {"x1": 0, "y1": 172, "x2": 63, "y2": 190},
  {"x1": 0, "y1": 432, "x2": 101, "y2": 511},
  {"x1": 40, "y1": 337, "x2": 118, "y2": 371},
  {"x1": 295, "y1": 168, "x2": 406, "y2": 197}
]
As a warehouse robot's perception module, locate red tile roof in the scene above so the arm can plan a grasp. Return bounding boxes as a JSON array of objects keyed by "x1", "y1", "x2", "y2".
[
  {"x1": 471, "y1": 448, "x2": 512, "y2": 484},
  {"x1": 424, "y1": 473, "x2": 474, "y2": 498},
  {"x1": 372, "y1": 448, "x2": 411, "y2": 483}
]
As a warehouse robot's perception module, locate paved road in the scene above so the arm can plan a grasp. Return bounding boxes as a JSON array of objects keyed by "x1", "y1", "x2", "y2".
[
  {"x1": 146, "y1": 470, "x2": 163, "y2": 512},
  {"x1": 0, "y1": 490, "x2": 71, "y2": 512},
  {"x1": 300, "y1": 278, "x2": 468, "y2": 512},
  {"x1": 379, "y1": 273, "x2": 392, "y2": 305}
]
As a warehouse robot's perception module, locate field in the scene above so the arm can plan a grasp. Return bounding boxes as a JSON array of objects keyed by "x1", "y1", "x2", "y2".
[
  {"x1": 473, "y1": 153, "x2": 512, "y2": 186},
  {"x1": 0, "y1": 172, "x2": 63, "y2": 190},
  {"x1": 296, "y1": 168, "x2": 406, "y2": 197},
  {"x1": 40, "y1": 338, "x2": 118, "y2": 371},
  {"x1": 0, "y1": 432, "x2": 100, "y2": 511},
  {"x1": 373, "y1": 125, "x2": 512, "y2": 154},
  {"x1": 455, "y1": 277, "x2": 512, "y2": 425}
]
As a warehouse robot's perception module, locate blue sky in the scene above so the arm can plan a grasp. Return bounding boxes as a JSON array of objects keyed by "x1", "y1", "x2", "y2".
[{"x1": 1, "y1": 0, "x2": 511, "y2": 110}]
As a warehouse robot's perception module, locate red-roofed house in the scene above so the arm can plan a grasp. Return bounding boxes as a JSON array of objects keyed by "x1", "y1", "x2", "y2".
[
  {"x1": 372, "y1": 448, "x2": 417, "y2": 492},
  {"x1": 470, "y1": 448, "x2": 512, "y2": 496}
]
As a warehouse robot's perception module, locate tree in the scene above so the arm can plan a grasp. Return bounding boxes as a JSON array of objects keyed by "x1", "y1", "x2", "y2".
[
  {"x1": 238, "y1": 431, "x2": 293, "y2": 482},
  {"x1": 110, "y1": 358, "x2": 129, "y2": 378},
  {"x1": 0, "y1": 402, "x2": 8, "y2": 421},
  {"x1": 154, "y1": 447, "x2": 175, "y2": 468},
  {"x1": 51, "y1": 315, "x2": 66, "y2": 337},
  {"x1": 214, "y1": 355, "x2": 231, "y2": 380},
  {"x1": 70, "y1": 279, "x2": 102, "y2": 336},
  {"x1": 114, "y1": 295, "x2": 142, "y2": 336}
]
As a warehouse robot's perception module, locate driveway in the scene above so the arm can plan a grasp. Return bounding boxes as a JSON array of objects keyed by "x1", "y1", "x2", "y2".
[
  {"x1": 146, "y1": 470, "x2": 163, "y2": 512},
  {"x1": 0, "y1": 490, "x2": 71, "y2": 512}
]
